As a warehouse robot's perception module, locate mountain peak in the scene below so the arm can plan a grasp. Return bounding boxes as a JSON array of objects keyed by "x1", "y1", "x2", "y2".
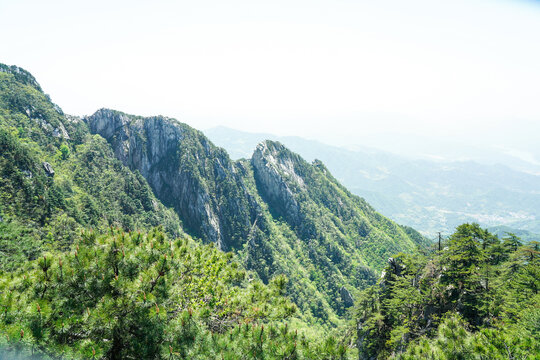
[
  {"x1": 253, "y1": 139, "x2": 307, "y2": 190},
  {"x1": 0, "y1": 63, "x2": 42, "y2": 92}
]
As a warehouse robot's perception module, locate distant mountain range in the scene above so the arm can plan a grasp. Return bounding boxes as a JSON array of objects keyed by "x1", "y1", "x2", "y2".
[
  {"x1": 345, "y1": 132, "x2": 540, "y2": 176},
  {"x1": 205, "y1": 126, "x2": 540, "y2": 236},
  {"x1": 487, "y1": 225, "x2": 540, "y2": 243}
]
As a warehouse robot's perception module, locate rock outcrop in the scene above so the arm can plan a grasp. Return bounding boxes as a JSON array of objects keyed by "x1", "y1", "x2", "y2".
[
  {"x1": 42, "y1": 162, "x2": 54, "y2": 177},
  {"x1": 252, "y1": 141, "x2": 303, "y2": 228},
  {"x1": 85, "y1": 109, "x2": 260, "y2": 251},
  {"x1": 340, "y1": 286, "x2": 355, "y2": 308}
]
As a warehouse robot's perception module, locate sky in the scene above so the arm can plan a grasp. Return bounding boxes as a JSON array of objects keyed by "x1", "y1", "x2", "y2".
[{"x1": 1, "y1": 0, "x2": 539, "y2": 163}]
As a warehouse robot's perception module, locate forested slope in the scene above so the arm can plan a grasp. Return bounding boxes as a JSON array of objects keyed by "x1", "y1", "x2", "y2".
[
  {"x1": 0, "y1": 63, "x2": 447, "y2": 359},
  {"x1": 0, "y1": 65, "x2": 181, "y2": 271},
  {"x1": 354, "y1": 224, "x2": 539, "y2": 359},
  {"x1": 0, "y1": 63, "x2": 353, "y2": 359},
  {"x1": 85, "y1": 107, "x2": 426, "y2": 324}
]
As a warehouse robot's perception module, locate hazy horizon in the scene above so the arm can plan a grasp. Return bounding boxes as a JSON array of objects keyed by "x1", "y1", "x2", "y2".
[
  {"x1": 203, "y1": 124, "x2": 540, "y2": 176},
  {"x1": 2, "y1": 0, "x2": 539, "y2": 164}
]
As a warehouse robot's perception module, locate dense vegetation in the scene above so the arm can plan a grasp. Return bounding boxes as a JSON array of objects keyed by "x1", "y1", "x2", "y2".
[
  {"x1": 1, "y1": 62, "x2": 427, "y2": 328},
  {"x1": 85, "y1": 106, "x2": 427, "y2": 326},
  {"x1": 0, "y1": 228, "x2": 352, "y2": 359},
  {"x1": 0, "y1": 65, "x2": 349, "y2": 358},
  {"x1": 1, "y1": 64, "x2": 538, "y2": 358},
  {"x1": 354, "y1": 223, "x2": 540, "y2": 359},
  {"x1": 0, "y1": 69, "x2": 181, "y2": 271}
]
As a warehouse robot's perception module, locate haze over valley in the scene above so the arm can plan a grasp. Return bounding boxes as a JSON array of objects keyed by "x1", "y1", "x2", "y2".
[{"x1": 206, "y1": 126, "x2": 540, "y2": 239}]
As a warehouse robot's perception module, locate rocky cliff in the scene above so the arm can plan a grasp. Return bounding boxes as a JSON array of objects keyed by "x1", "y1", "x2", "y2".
[
  {"x1": 85, "y1": 109, "x2": 426, "y2": 320},
  {"x1": 252, "y1": 141, "x2": 303, "y2": 229},
  {"x1": 252, "y1": 140, "x2": 420, "y2": 268},
  {"x1": 85, "y1": 109, "x2": 261, "y2": 251}
]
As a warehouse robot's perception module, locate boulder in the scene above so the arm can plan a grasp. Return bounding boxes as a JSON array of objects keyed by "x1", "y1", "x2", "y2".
[
  {"x1": 340, "y1": 286, "x2": 355, "y2": 307},
  {"x1": 42, "y1": 162, "x2": 55, "y2": 177}
]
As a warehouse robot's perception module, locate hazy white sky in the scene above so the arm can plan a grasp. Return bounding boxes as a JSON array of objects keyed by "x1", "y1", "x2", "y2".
[{"x1": 1, "y1": 0, "x2": 539, "y2": 159}]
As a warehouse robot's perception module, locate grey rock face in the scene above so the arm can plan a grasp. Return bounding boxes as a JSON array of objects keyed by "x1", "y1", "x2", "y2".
[
  {"x1": 85, "y1": 109, "x2": 259, "y2": 251},
  {"x1": 340, "y1": 286, "x2": 355, "y2": 307},
  {"x1": 42, "y1": 162, "x2": 54, "y2": 177},
  {"x1": 52, "y1": 123, "x2": 70, "y2": 139},
  {"x1": 252, "y1": 141, "x2": 303, "y2": 228}
]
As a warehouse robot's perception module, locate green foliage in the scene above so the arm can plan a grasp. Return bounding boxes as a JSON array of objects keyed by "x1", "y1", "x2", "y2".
[
  {"x1": 0, "y1": 69, "x2": 181, "y2": 271},
  {"x1": 83, "y1": 109, "x2": 425, "y2": 326},
  {"x1": 58, "y1": 143, "x2": 70, "y2": 160},
  {"x1": 396, "y1": 311, "x2": 540, "y2": 360},
  {"x1": 234, "y1": 142, "x2": 423, "y2": 325},
  {"x1": 0, "y1": 228, "x2": 351, "y2": 359},
  {"x1": 354, "y1": 224, "x2": 540, "y2": 359}
]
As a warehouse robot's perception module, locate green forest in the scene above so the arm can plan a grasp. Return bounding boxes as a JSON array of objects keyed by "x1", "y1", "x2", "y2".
[
  {"x1": 0, "y1": 64, "x2": 538, "y2": 359},
  {"x1": 355, "y1": 223, "x2": 539, "y2": 359}
]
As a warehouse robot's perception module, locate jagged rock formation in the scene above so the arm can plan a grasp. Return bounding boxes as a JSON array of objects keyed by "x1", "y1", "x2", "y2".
[
  {"x1": 86, "y1": 110, "x2": 422, "y2": 260},
  {"x1": 340, "y1": 286, "x2": 355, "y2": 308},
  {"x1": 252, "y1": 141, "x2": 303, "y2": 229},
  {"x1": 85, "y1": 108, "x2": 426, "y2": 321},
  {"x1": 42, "y1": 161, "x2": 54, "y2": 176},
  {"x1": 252, "y1": 140, "x2": 420, "y2": 268},
  {"x1": 85, "y1": 109, "x2": 261, "y2": 251}
]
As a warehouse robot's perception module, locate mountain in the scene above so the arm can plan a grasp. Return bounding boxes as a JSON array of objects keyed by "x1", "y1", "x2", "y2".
[
  {"x1": 1, "y1": 65, "x2": 537, "y2": 359},
  {"x1": 0, "y1": 64, "x2": 364, "y2": 359},
  {"x1": 84, "y1": 108, "x2": 426, "y2": 324},
  {"x1": 205, "y1": 126, "x2": 540, "y2": 236},
  {"x1": 0, "y1": 64, "x2": 182, "y2": 271},
  {"x1": 0, "y1": 64, "x2": 425, "y2": 332},
  {"x1": 487, "y1": 225, "x2": 540, "y2": 243},
  {"x1": 347, "y1": 131, "x2": 540, "y2": 176}
]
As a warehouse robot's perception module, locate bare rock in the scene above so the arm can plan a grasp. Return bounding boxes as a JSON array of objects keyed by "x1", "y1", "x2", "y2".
[
  {"x1": 340, "y1": 286, "x2": 355, "y2": 307},
  {"x1": 42, "y1": 162, "x2": 55, "y2": 177}
]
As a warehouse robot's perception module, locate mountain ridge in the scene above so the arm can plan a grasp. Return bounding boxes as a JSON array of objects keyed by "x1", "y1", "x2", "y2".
[
  {"x1": 205, "y1": 126, "x2": 540, "y2": 236},
  {"x1": 1, "y1": 64, "x2": 537, "y2": 359},
  {"x1": 84, "y1": 106, "x2": 426, "y2": 322},
  {"x1": 0, "y1": 63, "x2": 425, "y2": 329}
]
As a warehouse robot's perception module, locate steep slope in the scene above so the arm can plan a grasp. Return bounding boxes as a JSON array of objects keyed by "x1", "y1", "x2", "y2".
[
  {"x1": 85, "y1": 109, "x2": 426, "y2": 324},
  {"x1": 0, "y1": 65, "x2": 182, "y2": 270},
  {"x1": 85, "y1": 109, "x2": 260, "y2": 252},
  {"x1": 0, "y1": 64, "x2": 356, "y2": 358},
  {"x1": 251, "y1": 140, "x2": 422, "y2": 269},
  {"x1": 0, "y1": 62, "x2": 425, "y2": 327}
]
